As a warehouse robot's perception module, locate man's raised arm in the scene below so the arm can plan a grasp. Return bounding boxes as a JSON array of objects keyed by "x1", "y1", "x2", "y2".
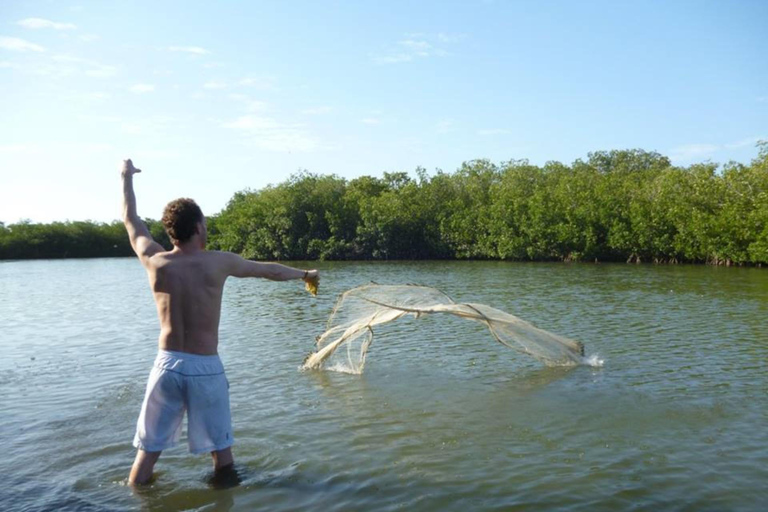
[{"x1": 122, "y1": 159, "x2": 164, "y2": 264}]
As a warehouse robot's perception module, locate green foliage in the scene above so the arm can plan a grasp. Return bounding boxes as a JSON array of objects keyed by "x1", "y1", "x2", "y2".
[
  {"x1": 3, "y1": 145, "x2": 768, "y2": 264},
  {"x1": 0, "y1": 218, "x2": 173, "y2": 260},
  {"x1": 207, "y1": 147, "x2": 767, "y2": 265}
]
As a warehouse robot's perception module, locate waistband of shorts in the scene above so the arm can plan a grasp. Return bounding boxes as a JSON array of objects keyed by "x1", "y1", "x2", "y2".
[
  {"x1": 158, "y1": 349, "x2": 220, "y2": 361},
  {"x1": 154, "y1": 349, "x2": 224, "y2": 376}
]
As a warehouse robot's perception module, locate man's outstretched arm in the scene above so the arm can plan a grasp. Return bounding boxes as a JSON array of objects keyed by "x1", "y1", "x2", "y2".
[
  {"x1": 220, "y1": 252, "x2": 318, "y2": 282},
  {"x1": 122, "y1": 159, "x2": 164, "y2": 264}
]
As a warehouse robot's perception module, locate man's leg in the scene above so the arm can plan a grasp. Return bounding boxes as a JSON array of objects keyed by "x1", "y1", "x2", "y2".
[
  {"x1": 207, "y1": 447, "x2": 240, "y2": 488},
  {"x1": 211, "y1": 447, "x2": 233, "y2": 470},
  {"x1": 129, "y1": 449, "x2": 161, "y2": 485},
  {"x1": 131, "y1": 360, "x2": 185, "y2": 485}
]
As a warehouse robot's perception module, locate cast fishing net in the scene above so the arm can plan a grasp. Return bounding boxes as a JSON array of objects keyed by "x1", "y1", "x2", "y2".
[{"x1": 302, "y1": 284, "x2": 593, "y2": 374}]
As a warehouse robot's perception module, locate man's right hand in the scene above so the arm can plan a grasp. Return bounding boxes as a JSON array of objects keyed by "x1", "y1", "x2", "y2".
[
  {"x1": 121, "y1": 159, "x2": 142, "y2": 178},
  {"x1": 303, "y1": 270, "x2": 319, "y2": 296}
]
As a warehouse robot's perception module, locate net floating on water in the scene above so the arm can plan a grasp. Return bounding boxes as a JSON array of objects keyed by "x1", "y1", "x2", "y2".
[{"x1": 301, "y1": 284, "x2": 589, "y2": 374}]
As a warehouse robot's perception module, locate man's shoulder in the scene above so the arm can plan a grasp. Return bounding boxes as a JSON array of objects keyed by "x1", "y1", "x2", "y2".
[
  {"x1": 204, "y1": 250, "x2": 237, "y2": 260},
  {"x1": 202, "y1": 250, "x2": 242, "y2": 270},
  {"x1": 149, "y1": 251, "x2": 239, "y2": 280},
  {"x1": 143, "y1": 250, "x2": 173, "y2": 267},
  {"x1": 146, "y1": 250, "x2": 231, "y2": 267}
]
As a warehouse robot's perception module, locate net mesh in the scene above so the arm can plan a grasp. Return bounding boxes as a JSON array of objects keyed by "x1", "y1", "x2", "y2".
[{"x1": 302, "y1": 284, "x2": 588, "y2": 374}]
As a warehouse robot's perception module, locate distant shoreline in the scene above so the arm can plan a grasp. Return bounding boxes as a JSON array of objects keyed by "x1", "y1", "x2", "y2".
[{"x1": 0, "y1": 255, "x2": 763, "y2": 268}]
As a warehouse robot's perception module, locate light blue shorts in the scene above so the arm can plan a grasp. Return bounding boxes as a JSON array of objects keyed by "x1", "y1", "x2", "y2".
[{"x1": 133, "y1": 350, "x2": 234, "y2": 454}]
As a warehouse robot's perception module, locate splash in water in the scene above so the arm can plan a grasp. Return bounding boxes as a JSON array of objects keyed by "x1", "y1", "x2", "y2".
[{"x1": 302, "y1": 284, "x2": 602, "y2": 374}]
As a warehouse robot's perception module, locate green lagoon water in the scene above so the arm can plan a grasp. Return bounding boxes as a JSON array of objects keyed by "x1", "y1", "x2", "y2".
[{"x1": 1, "y1": 259, "x2": 766, "y2": 511}]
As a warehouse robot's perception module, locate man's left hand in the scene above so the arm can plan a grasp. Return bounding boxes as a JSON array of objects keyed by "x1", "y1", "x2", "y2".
[{"x1": 121, "y1": 159, "x2": 142, "y2": 178}]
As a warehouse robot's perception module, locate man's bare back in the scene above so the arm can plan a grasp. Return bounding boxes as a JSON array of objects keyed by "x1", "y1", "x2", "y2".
[
  {"x1": 145, "y1": 248, "x2": 316, "y2": 355},
  {"x1": 121, "y1": 159, "x2": 318, "y2": 485},
  {"x1": 148, "y1": 250, "x2": 232, "y2": 355}
]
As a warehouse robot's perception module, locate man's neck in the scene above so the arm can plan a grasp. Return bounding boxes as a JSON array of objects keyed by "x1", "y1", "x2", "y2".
[{"x1": 172, "y1": 240, "x2": 205, "y2": 255}]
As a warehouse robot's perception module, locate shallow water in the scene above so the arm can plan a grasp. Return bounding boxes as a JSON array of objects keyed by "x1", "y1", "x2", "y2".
[{"x1": 1, "y1": 259, "x2": 766, "y2": 511}]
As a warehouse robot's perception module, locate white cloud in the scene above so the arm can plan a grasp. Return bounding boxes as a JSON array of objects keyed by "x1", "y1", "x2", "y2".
[
  {"x1": 40, "y1": 54, "x2": 117, "y2": 78},
  {"x1": 7, "y1": 55, "x2": 85, "y2": 78},
  {"x1": 669, "y1": 137, "x2": 765, "y2": 162},
  {"x1": 85, "y1": 65, "x2": 117, "y2": 78},
  {"x1": 245, "y1": 100, "x2": 268, "y2": 112},
  {"x1": 668, "y1": 143, "x2": 719, "y2": 161},
  {"x1": 0, "y1": 36, "x2": 46, "y2": 52},
  {"x1": 436, "y1": 32, "x2": 466, "y2": 43},
  {"x1": 51, "y1": 54, "x2": 85, "y2": 63},
  {"x1": 17, "y1": 18, "x2": 77, "y2": 30},
  {"x1": 301, "y1": 106, "x2": 332, "y2": 115},
  {"x1": 374, "y1": 39, "x2": 434, "y2": 63},
  {"x1": 82, "y1": 91, "x2": 111, "y2": 100},
  {"x1": 229, "y1": 94, "x2": 269, "y2": 112},
  {"x1": 203, "y1": 81, "x2": 227, "y2": 89},
  {"x1": 37, "y1": 63, "x2": 77, "y2": 77},
  {"x1": 129, "y1": 83, "x2": 155, "y2": 94},
  {"x1": 399, "y1": 39, "x2": 432, "y2": 55},
  {"x1": 374, "y1": 53, "x2": 415, "y2": 64},
  {"x1": 373, "y1": 33, "x2": 461, "y2": 64},
  {"x1": 478, "y1": 128, "x2": 511, "y2": 136},
  {"x1": 724, "y1": 136, "x2": 764, "y2": 150},
  {"x1": 223, "y1": 115, "x2": 321, "y2": 152},
  {"x1": 168, "y1": 46, "x2": 211, "y2": 55},
  {"x1": 79, "y1": 34, "x2": 100, "y2": 43},
  {"x1": 361, "y1": 118, "x2": 380, "y2": 125},
  {"x1": 238, "y1": 76, "x2": 278, "y2": 90}
]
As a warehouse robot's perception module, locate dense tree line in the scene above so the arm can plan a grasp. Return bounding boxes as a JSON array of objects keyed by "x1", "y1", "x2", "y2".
[
  {"x1": 207, "y1": 146, "x2": 768, "y2": 265},
  {"x1": 0, "y1": 219, "x2": 171, "y2": 259},
  {"x1": 3, "y1": 145, "x2": 767, "y2": 264}
]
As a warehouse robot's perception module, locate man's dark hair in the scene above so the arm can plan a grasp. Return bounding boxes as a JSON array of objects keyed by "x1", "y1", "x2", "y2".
[{"x1": 162, "y1": 198, "x2": 204, "y2": 244}]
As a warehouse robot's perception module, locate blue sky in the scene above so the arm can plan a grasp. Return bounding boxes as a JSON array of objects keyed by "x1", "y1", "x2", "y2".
[{"x1": 1, "y1": 0, "x2": 766, "y2": 223}]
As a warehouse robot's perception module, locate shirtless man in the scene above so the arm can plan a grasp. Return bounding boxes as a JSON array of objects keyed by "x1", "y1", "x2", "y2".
[{"x1": 122, "y1": 159, "x2": 318, "y2": 485}]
